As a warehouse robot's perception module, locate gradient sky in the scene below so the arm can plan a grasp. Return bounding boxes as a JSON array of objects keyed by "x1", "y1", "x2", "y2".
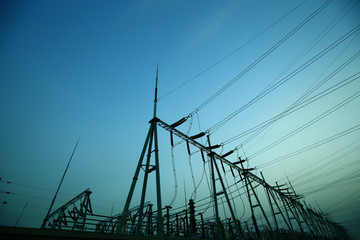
[{"x1": 1, "y1": 0, "x2": 360, "y2": 238}]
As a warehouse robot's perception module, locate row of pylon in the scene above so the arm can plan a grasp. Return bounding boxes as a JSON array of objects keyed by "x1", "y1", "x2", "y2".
[{"x1": 114, "y1": 117, "x2": 350, "y2": 239}]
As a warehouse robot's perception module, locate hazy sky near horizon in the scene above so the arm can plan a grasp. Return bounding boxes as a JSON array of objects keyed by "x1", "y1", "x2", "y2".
[{"x1": 0, "y1": 0, "x2": 360, "y2": 238}]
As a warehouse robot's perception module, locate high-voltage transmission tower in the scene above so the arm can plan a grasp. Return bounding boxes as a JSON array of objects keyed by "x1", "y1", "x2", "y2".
[
  {"x1": 39, "y1": 68, "x2": 351, "y2": 239},
  {"x1": 111, "y1": 68, "x2": 351, "y2": 239},
  {"x1": 116, "y1": 65, "x2": 164, "y2": 236}
]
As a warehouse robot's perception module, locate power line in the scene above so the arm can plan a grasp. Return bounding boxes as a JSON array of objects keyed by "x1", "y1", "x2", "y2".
[
  {"x1": 299, "y1": 171, "x2": 360, "y2": 195},
  {"x1": 187, "y1": 0, "x2": 334, "y2": 118},
  {"x1": 289, "y1": 141, "x2": 360, "y2": 183},
  {"x1": 294, "y1": 160, "x2": 360, "y2": 188},
  {"x1": 232, "y1": 39, "x2": 360, "y2": 147},
  {"x1": 0, "y1": 178, "x2": 73, "y2": 197},
  {"x1": 208, "y1": 25, "x2": 360, "y2": 133},
  {"x1": 158, "y1": 0, "x2": 307, "y2": 101},
  {"x1": 249, "y1": 89, "x2": 360, "y2": 159},
  {"x1": 258, "y1": 123, "x2": 360, "y2": 169},
  {"x1": 0, "y1": 177, "x2": 123, "y2": 209},
  {"x1": 221, "y1": 69, "x2": 360, "y2": 146}
]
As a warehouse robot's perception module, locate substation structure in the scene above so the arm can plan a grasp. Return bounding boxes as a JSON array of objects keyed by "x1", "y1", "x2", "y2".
[{"x1": 42, "y1": 117, "x2": 351, "y2": 240}]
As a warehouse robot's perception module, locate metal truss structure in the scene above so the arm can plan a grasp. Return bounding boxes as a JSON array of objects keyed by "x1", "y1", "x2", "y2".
[
  {"x1": 43, "y1": 117, "x2": 351, "y2": 239},
  {"x1": 151, "y1": 117, "x2": 351, "y2": 240},
  {"x1": 44, "y1": 189, "x2": 155, "y2": 235},
  {"x1": 46, "y1": 189, "x2": 93, "y2": 231},
  {"x1": 42, "y1": 64, "x2": 352, "y2": 239}
]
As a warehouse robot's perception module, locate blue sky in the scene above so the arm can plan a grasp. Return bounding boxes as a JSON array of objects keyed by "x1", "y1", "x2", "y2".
[{"x1": 1, "y1": 0, "x2": 360, "y2": 238}]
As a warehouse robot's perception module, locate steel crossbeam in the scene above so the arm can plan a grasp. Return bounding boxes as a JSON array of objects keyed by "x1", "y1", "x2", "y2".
[
  {"x1": 48, "y1": 188, "x2": 91, "y2": 219},
  {"x1": 156, "y1": 117, "x2": 351, "y2": 239},
  {"x1": 156, "y1": 118, "x2": 300, "y2": 206}
]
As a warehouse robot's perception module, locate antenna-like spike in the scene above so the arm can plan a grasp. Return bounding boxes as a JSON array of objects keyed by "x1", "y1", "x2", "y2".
[
  {"x1": 15, "y1": 200, "x2": 29, "y2": 227},
  {"x1": 153, "y1": 64, "x2": 159, "y2": 118},
  {"x1": 41, "y1": 137, "x2": 80, "y2": 228}
]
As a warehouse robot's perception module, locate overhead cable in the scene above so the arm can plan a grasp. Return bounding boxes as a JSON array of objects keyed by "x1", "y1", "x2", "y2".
[
  {"x1": 158, "y1": 0, "x2": 307, "y2": 101},
  {"x1": 234, "y1": 39, "x2": 360, "y2": 147},
  {"x1": 258, "y1": 123, "x2": 360, "y2": 169},
  {"x1": 222, "y1": 62, "x2": 360, "y2": 146},
  {"x1": 187, "y1": 0, "x2": 334, "y2": 118},
  {"x1": 208, "y1": 25, "x2": 360, "y2": 133},
  {"x1": 249, "y1": 89, "x2": 360, "y2": 159}
]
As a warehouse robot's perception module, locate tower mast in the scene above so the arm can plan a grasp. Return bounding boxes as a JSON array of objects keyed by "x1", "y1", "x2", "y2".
[
  {"x1": 153, "y1": 64, "x2": 164, "y2": 235},
  {"x1": 41, "y1": 138, "x2": 80, "y2": 228},
  {"x1": 153, "y1": 64, "x2": 159, "y2": 118},
  {"x1": 117, "y1": 65, "x2": 163, "y2": 236}
]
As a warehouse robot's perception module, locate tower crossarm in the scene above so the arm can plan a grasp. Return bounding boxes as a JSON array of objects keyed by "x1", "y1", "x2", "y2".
[
  {"x1": 156, "y1": 118, "x2": 296, "y2": 203},
  {"x1": 47, "y1": 188, "x2": 91, "y2": 219}
]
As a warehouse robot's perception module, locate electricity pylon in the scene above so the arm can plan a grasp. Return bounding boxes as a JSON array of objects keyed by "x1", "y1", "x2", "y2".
[{"x1": 116, "y1": 66, "x2": 164, "y2": 236}]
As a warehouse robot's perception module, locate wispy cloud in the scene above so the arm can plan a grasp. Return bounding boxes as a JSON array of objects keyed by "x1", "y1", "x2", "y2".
[{"x1": 184, "y1": 1, "x2": 240, "y2": 48}]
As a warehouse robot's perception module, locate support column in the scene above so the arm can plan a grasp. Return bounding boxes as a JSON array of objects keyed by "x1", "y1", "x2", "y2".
[
  {"x1": 207, "y1": 136, "x2": 223, "y2": 240},
  {"x1": 153, "y1": 122, "x2": 164, "y2": 236},
  {"x1": 261, "y1": 172, "x2": 280, "y2": 239},
  {"x1": 136, "y1": 122, "x2": 155, "y2": 234},
  {"x1": 117, "y1": 66, "x2": 163, "y2": 236},
  {"x1": 213, "y1": 156, "x2": 243, "y2": 239},
  {"x1": 117, "y1": 125, "x2": 153, "y2": 234}
]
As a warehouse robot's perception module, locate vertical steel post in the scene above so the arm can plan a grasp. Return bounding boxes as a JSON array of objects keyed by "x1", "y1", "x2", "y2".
[
  {"x1": 165, "y1": 205, "x2": 172, "y2": 236},
  {"x1": 117, "y1": 65, "x2": 164, "y2": 236},
  {"x1": 290, "y1": 178, "x2": 320, "y2": 239},
  {"x1": 310, "y1": 205, "x2": 331, "y2": 239},
  {"x1": 200, "y1": 212, "x2": 205, "y2": 238},
  {"x1": 261, "y1": 172, "x2": 280, "y2": 237},
  {"x1": 176, "y1": 214, "x2": 179, "y2": 236},
  {"x1": 153, "y1": 120, "x2": 164, "y2": 236},
  {"x1": 307, "y1": 206, "x2": 325, "y2": 239},
  {"x1": 188, "y1": 199, "x2": 197, "y2": 236},
  {"x1": 81, "y1": 192, "x2": 92, "y2": 231},
  {"x1": 116, "y1": 124, "x2": 153, "y2": 234},
  {"x1": 286, "y1": 177, "x2": 316, "y2": 238},
  {"x1": 269, "y1": 189, "x2": 291, "y2": 231},
  {"x1": 240, "y1": 163, "x2": 260, "y2": 238},
  {"x1": 213, "y1": 156, "x2": 243, "y2": 239},
  {"x1": 276, "y1": 183, "x2": 295, "y2": 231},
  {"x1": 15, "y1": 200, "x2": 28, "y2": 227},
  {"x1": 293, "y1": 202, "x2": 318, "y2": 239},
  {"x1": 152, "y1": 65, "x2": 164, "y2": 236},
  {"x1": 207, "y1": 135, "x2": 223, "y2": 240},
  {"x1": 185, "y1": 209, "x2": 189, "y2": 236},
  {"x1": 41, "y1": 138, "x2": 80, "y2": 228},
  {"x1": 147, "y1": 204, "x2": 153, "y2": 236},
  {"x1": 248, "y1": 178, "x2": 273, "y2": 238},
  {"x1": 135, "y1": 124, "x2": 155, "y2": 234},
  {"x1": 244, "y1": 221, "x2": 251, "y2": 237}
]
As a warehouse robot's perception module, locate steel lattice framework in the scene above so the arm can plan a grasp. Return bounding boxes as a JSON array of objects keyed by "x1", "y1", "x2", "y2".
[{"x1": 42, "y1": 117, "x2": 351, "y2": 240}]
